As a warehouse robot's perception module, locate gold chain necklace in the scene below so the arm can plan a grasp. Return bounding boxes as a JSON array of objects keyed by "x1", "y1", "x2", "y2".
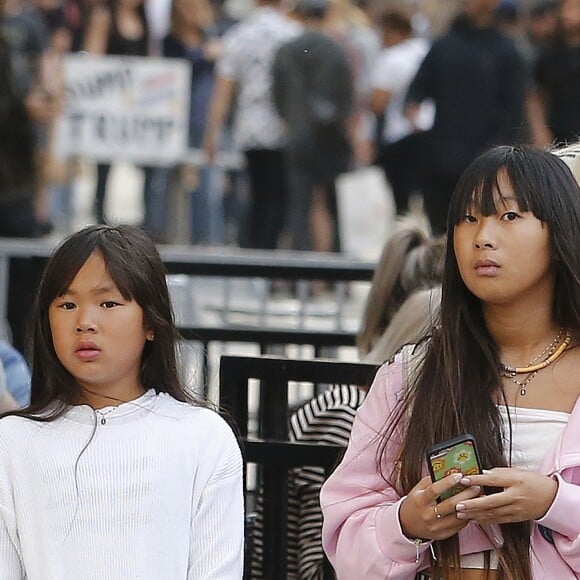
[
  {"x1": 500, "y1": 328, "x2": 572, "y2": 396},
  {"x1": 523, "y1": 327, "x2": 566, "y2": 366},
  {"x1": 503, "y1": 370, "x2": 539, "y2": 397}
]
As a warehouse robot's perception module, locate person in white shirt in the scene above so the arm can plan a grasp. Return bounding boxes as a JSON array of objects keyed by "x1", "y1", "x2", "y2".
[
  {"x1": 0, "y1": 224, "x2": 244, "y2": 580},
  {"x1": 203, "y1": 0, "x2": 299, "y2": 250},
  {"x1": 370, "y1": 7, "x2": 433, "y2": 215}
]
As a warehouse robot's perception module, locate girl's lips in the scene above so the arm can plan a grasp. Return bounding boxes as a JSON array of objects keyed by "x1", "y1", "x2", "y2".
[
  {"x1": 475, "y1": 265, "x2": 500, "y2": 276},
  {"x1": 75, "y1": 348, "x2": 101, "y2": 361},
  {"x1": 474, "y1": 259, "x2": 500, "y2": 276}
]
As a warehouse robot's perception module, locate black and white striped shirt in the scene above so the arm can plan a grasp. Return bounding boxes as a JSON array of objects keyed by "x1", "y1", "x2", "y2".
[{"x1": 251, "y1": 385, "x2": 367, "y2": 579}]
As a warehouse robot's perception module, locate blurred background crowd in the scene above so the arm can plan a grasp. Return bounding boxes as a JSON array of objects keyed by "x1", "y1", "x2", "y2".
[{"x1": 1, "y1": 0, "x2": 578, "y2": 251}]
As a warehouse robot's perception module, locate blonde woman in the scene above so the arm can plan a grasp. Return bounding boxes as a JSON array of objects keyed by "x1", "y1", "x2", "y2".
[
  {"x1": 357, "y1": 214, "x2": 444, "y2": 358},
  {"x1": 364, "y1": 285, "x2": 441, "y2": 364},
  {"x1": 552, "y1": 140, "x2": 580, "y2": 184}
]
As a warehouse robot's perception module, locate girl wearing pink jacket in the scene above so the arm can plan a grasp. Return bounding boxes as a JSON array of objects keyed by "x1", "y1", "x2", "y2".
[{"x1": 321, "y1": 145, "x2": 580, "y2": 579}]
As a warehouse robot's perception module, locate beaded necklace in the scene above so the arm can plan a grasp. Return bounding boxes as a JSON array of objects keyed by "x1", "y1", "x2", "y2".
[{"x1": 499, "y1": 328, "x2": 572, "y2": 396}]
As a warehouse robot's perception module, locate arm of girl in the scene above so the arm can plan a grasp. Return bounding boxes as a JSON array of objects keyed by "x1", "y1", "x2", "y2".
[
  {"x1": 320, "y1": 360, "x2": 474, "y2": 579},
  {"x1": 187, "y1": 414, "x2": 244, "y2": 579}
]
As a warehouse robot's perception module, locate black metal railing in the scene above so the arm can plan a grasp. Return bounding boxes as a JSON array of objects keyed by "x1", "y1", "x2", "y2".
[
  {"x1": 179, "y1": 325, "x2": 359, "y2": 396},
  {"x1": 0, "y1": 238, "x2": 375, "y2": 335},
  {"x1": 219, "y1": 354, "x2": 379, "y2": 580}
]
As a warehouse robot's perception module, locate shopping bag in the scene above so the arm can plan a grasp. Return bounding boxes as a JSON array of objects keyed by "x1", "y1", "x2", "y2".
[{"x1": 335, "y1": 165, "x2": 395, "y2": 260}]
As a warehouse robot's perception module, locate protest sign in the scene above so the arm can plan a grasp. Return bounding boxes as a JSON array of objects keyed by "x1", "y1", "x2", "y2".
[{"x1": 53, "y1": 54, "x2": 191, "y2": 165}]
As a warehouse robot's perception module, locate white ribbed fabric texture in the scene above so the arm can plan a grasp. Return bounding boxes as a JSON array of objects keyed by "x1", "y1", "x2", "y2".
[{"x1": 0, "y1": 390, "x2": 244, "y2": 579}]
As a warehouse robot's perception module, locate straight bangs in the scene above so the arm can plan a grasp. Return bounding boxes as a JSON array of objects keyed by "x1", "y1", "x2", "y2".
[
  {"x1": 447, "y1": 146, "x2": 557, "y2": 228},
  {"x1": 96, "y1": 237, "x2": 141, "y2": 304},
  {"x1": 92, "y1": 228, "x2": 172, "y2": 330},
  {"x1": 41, "y1": 225, "x2": 163, "y2": 313},
  {"x1": 40, "y1": 230, "x2": 105, "y2": 309}
]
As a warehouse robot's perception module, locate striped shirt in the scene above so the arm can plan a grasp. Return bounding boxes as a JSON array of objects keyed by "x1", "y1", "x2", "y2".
[{"x1": 250, "y1": 385, "x2": 367, "y2": 579}]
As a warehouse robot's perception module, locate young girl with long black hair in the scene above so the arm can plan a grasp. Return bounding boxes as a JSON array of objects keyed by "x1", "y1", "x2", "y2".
[
  {"x1": 0, "y1": 224, "x2": 244, "y2": 579},
  {"x1": 321, "y1": 145, "x2": 580, "y2": 579}
]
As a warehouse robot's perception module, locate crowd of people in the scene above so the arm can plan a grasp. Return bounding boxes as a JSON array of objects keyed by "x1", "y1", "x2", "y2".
[{"x1": 1, "y1": 0, "x2": 578, "y2": 248}]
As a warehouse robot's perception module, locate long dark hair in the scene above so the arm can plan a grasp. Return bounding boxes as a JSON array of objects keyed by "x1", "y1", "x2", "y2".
[
  {"x1": 381, "y1": 146, "x2": 580, "y2": 579},
  {"x1": 3, "y1": 224, "x2": 198, "y2": 422}
]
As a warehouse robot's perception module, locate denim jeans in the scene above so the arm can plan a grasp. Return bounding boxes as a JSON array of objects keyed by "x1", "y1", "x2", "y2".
[{"x1": 190, "y1": 164, "x2": 225, "y2": 245}]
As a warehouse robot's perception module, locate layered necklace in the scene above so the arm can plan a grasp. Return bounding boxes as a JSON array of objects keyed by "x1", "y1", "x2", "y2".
[{"x1": 499, "y1": 327, "x2": 572, "y2": 396}]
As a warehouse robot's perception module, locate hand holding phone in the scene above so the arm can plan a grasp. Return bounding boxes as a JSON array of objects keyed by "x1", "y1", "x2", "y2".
[
  {"x1": 398, "y1": 471, "x2": 482, "y2": 541},
  {"x1": 426, "y1": 434, "x2": 482, "y2": 501}
]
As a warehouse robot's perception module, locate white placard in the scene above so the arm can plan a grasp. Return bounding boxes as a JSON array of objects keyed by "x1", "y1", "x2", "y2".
[{"x1": 53, "y1": 54, "x2": 191, "y2": 166}]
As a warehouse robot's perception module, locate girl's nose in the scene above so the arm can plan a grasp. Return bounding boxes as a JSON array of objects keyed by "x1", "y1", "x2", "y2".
[
  {"x1": 474, "y1": 238, "x2": 496, "y2": 249},
  {"x1": 75, "y1": 322, "x2": 97, "y2": 333},
  {"x1": 474, "y1": 220, "x2": 497, "y2": 250},
  {"x1": 75, "y1": 309, "x2": 98, "y2": 333}
]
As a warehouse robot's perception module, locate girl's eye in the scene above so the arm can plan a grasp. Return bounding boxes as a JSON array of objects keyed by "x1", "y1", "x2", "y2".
[
  {"x1": 501, "y1": 211, "x2": 520, "y2": 222},
  {"x1": 463, "y1": 214, "x2": 477, "y2": 223},
  {"x1": 59, "y1": 302, "x2": 76, "y2": 311},
  {"x1": 102, "y1": 301, "x2": 121, "y2": 309}
]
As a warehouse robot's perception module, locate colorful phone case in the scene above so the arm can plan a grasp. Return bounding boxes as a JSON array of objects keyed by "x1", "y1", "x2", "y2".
[{"x1": 426, "y1": 435, "x2": 482, "y2": 501}]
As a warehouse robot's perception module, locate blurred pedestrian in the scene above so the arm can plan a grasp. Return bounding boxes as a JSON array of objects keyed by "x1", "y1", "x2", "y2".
[
  {"x1": 272, "y1": 0, "x2": 354, "y2": 253},
  {"x1": 0, "y1": 339, "x2": 31, "y2": 408},
  {"x1": 531, "y1": 0, "x2": 580, "y2": 147},
  {"x1": 370, "y1": 6, "x2": 433, "y2": 215},
  {"x1": 324, "y1": 0, "x2": 381, "y2": 166},
  {"x1": 0, "y1": 8, "x2": 53, "y2": 353},
  {"x1": 405, "y1": 0, "x2": 526, "y2": 234},
  {"x1": 203, "y1": 0, "x2": 299, "y2": 249},
  {"x1": 528, "y1": 0, "x2": 560, "y2": 54},
  {"x1": 161, "y1": 0, "x2": 225, "y2": 245},
  {"x1": 83, "y1": 0, "x2": 156, "y2": 231}
]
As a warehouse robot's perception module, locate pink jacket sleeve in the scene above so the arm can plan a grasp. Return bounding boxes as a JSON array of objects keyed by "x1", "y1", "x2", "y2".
[
  {"x1": 536, "y1": 469, "x2": 580, "y2": 574},
  {"x1": 320, "y1": 356, "x2": 432, "y2": 579}
]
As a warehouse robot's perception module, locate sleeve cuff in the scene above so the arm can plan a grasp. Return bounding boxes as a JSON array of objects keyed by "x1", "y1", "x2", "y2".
[
  {"x1": 373, "y1": 496, "x2": 433, "y2": 563},
  {"x1": 536, "y1": 473, "x2": 579, "y2": 538}
]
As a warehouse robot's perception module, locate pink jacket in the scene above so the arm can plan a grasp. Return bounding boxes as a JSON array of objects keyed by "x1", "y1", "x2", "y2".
[{"x1": 320, "y1": 352, "x2": 580, "y2": 579}]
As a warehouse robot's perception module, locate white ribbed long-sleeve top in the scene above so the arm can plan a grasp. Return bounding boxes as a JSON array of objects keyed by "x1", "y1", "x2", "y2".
[{"x1": 0, "y1": 390, "x2": 244, "y2": 579}]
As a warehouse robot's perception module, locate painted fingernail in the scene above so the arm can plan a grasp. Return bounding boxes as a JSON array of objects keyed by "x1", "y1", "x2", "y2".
[
  {"x1": 471, "y1": 486, "x2": 481, "y2": 494},
  {"x1": 460, "y1": 477, "x2": 471, "y2": 485},
  {"x1": 456, "y1": 512, "x2": 467, "y2": 519},
  {"x1": 456, "y1": 503, "x2": 465, "y2": 511},
  {"x1": 452, "y1": 473, "x2": 463, "y2": 483},
  {"x1": 482, "y1": 469, "x2": 492, "y2": 474}
]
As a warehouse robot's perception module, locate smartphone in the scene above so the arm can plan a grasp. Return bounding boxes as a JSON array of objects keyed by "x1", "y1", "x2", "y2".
[{"x1": 426, "y1": 434, "x2": 482, "y2": 501}]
